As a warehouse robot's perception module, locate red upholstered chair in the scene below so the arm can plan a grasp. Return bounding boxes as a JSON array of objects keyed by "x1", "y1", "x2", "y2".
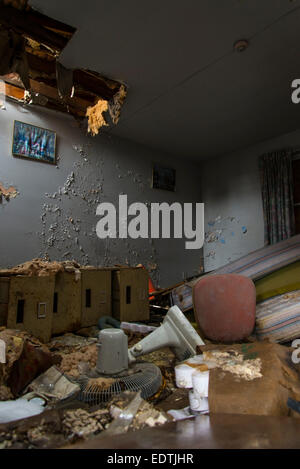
[{"x1": 193, "y1": 274, "x2": 256, "y2": 342}]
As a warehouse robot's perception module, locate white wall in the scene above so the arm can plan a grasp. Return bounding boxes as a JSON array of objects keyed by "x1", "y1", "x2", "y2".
[
  {"x1": 201, "y1": 128, "x2": 300, "y2": 272},
  {"x1": 0, "y1": 101, "x2": 203, "y2": 287}
]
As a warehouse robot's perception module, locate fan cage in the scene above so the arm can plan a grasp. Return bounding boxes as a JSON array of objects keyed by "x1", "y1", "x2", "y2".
[{"x1": 77, "y1": 362, "x2": 162, "y2": 405}]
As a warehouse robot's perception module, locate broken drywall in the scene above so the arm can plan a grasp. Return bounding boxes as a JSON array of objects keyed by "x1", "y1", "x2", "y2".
[
  {"x1": 0, "y1": 182, "x2": 18, "y2": 202},
  {"x1": 109, "y1": 84, "x2": 127, "y2": 125}
]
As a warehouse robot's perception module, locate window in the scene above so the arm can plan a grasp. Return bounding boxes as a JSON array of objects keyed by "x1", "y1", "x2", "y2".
[
  {"x1": 126, "y1": 286, "x2": 131, "y2": 304},
  {"x1": 85, "y1": 289, "x2": 91, "y2": 308},
  {"x1": 16, "y1": 299, "x2": 25, "y2": 324},
  {"x1": 53, "y1": 292, "x2": 58, "y2": 313}
]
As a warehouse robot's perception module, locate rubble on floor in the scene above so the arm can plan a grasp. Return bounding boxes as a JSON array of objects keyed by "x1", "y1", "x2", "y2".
[
  {"x1": 54, "y1": 343, "x2": 98, "y2": 378},
  {"x1": 62, "y1": 408, "x2": 111, "y2": 438},
  {"x1": 0, "y1": 390, "x2": 169, "y2": 448},
  {"x1": 25, "y1": 366, "x2": 80, "y2": 403},
  {"x1": 1, "y1": 312, "x2": 300, "y2": 449},
  {"x1": 0, "y1": 329, "x2": 54, "y2": 397},
  {"x1": 202, "y1": 349, "x2": 262, "y2": 381}
]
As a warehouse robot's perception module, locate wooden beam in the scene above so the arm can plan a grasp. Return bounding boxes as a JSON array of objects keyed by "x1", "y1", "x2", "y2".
[
  {"x1": 29, "y1": 79, "x2": 91, "y2": 112},
  {"x1": 26, "y1": 52, "x2": 56, "y2": 76},
  {"x1": 4, "y1": 81, "x2": 86, "y2": 118},
  {"x1": 4, "y1": 82, "x2": 24, "y2": 100},
  {"x1": 0, "y1": 4, "x2": 71, "y2": 51},
  {"x1": 73, "y1": 70, "x2": 119, "y2": 101},
  {"x1": 26, "y1": 53, "x2": 120, "y2": 102}
]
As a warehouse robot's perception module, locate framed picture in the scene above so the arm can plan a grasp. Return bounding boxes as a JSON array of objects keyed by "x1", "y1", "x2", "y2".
[
  {"x1": 152, "y1": 163, "x2": 176, "y2": 192},
  {"x1": 12, "y1": 120, "x2": 56, "y2": 164}
]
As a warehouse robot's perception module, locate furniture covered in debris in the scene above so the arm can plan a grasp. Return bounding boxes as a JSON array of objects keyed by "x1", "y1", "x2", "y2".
[{"x1": 0, "y1": 265, "x2": 148, "y2": 342}]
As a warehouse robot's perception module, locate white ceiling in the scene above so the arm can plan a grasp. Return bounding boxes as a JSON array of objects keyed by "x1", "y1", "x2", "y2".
[{"x1": 30, "y1": 0, "x2": 300, "y2": 161}]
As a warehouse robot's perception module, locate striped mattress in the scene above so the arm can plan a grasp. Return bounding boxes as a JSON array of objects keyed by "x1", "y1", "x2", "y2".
[
  {"x1": 256, "y1": 290, "x2": 300, "y2": 343},
  {"x1": 171, "y1": 234, "x2": 300, "y2": 312}
]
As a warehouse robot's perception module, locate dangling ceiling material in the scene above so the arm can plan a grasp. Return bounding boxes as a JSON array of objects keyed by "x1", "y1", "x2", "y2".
[{"x1": 0, "y1": 0, "x2": 127, "y2": 133}]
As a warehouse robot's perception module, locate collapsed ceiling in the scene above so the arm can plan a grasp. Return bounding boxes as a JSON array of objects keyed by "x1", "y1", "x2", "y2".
[
  {"x1": 27, "y1": 0, "x2": 300, "y2": 161},
  {"x1": 0, "y1": 0, "x2": 127, "y2": 134}
]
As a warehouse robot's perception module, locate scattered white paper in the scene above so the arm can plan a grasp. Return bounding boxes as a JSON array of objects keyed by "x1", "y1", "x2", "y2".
[{"x1": 0, "y1": 339, "x2": 6, "y2": 364}]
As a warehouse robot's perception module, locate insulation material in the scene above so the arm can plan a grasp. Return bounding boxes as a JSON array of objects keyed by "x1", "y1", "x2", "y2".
[
  {"x1": 86, "y1": 377, "x2": 116, "y2": 393},
  {"x1": 0, "y1": 182, "x2": 18, "y2": 202},
  {"x1": 0, "y1": 258, "x2": 81, "y2": 277},
  {"x1": 56, "y1": 343, "x2": 97, "y2": 377},
  {"x1": 109, "y1": 84, "x2": 127, "y2": 125},
  {"x1": 202, "y1": 349, "x2": 262, "y2": 381},
  {"x1": 86, "y1": 98, "x2": 109, "y2": 136}
]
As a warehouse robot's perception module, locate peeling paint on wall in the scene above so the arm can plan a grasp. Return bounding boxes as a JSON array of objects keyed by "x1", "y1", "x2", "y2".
[
  {"x1": 36, "y1": 142, "x2": 162, "y2": 285},
  {"x1": 204, "y1": 212, "x2": 250, "y2": 271},
  {"x1": 0, "y1": 181, "x2": 18, "y2": 202},
  {"x1": 38, "y1": 148, "x2": 104, "y2": 265}
]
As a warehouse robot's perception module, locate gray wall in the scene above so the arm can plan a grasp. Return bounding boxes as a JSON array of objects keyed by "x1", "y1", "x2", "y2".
[
  {"x1": 0, "y1": 101, "x2": 203, "y2": 287},
  {"x1": 201, "y1": 128, "x2": 300, "y2": 272}
]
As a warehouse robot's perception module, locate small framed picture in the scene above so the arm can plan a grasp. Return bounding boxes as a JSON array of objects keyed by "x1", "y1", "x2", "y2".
[
  {"x1": 152, "y1": 164, "x2": 176, "y2": 192},
  {"x1": 12, "y1": 120, "x2": 56, "y2": 165}
]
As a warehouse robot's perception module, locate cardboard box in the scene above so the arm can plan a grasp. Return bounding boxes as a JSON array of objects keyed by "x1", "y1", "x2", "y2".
[
  {"x1": 0, "y1": 277, "x2": 9, "y2": 327},
  {"x1": 80, "y1": 268, "x2": 112, "y2": 327},
  {"x1": 52, "y1": 271, "x2": 81, "y2": 335},
  {"x1": 112, "y1": 267, "x2": 149, "y2": 322},
  {"x1": 6, "y1": 275, "x2": 55, "y2": 343}
]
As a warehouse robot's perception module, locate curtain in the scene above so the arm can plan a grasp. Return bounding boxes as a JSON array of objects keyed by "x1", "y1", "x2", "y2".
[{"x1": 259, "y1": 149, "x2": 295, "y2": 245}]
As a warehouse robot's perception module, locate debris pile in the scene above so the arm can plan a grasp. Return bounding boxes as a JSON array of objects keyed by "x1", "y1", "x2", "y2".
[
  {"x1": 203, "y1": 349, "x2": 262, "y2": 381},
  {"x1": 131, "y1": 400, "x2": 168, "y2": 429},
  {"x1": 62, "y1": 408, "x2": 111, "y2": 438},
  {"x1": 0, "y1": 182, "x2": 18, "y2": 202},
  {"x1": 0, "y1": 329, "x2": 54, "y2": 398},
  {"x1": 49, "y1": 337, "x2": 98, "y2": 378},
  {"x1": 108, "y1": 391, "x2": 169, "y2": 433},
  {"x1": 0, "y1": 258, "x2": 83, "y2": 277}
]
